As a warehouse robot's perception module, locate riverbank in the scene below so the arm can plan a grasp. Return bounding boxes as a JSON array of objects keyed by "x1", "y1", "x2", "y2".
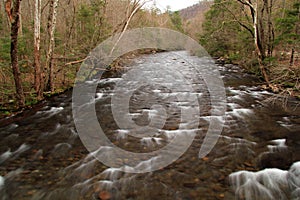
[
  {"x1": 216, "y1": 55, "x2": 300, "y2": 100},
  {"x1": 0, "y1": 49, "x2": 161, "y2": 121}
]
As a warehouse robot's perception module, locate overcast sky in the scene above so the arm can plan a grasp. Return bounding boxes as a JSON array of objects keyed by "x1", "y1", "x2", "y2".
[{"x1": 144, "y1": 0, "x2": 200, "y2": 12}]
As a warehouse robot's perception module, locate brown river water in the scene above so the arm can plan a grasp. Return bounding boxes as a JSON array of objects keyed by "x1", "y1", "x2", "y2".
[{"x1": 0, "y1": 51, "x2": 299, "y2": 200}]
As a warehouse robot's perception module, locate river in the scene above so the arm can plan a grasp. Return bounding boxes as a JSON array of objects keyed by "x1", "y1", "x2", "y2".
[{"x1": 0, "y1": 51, "x2": 299, "y2": 200}]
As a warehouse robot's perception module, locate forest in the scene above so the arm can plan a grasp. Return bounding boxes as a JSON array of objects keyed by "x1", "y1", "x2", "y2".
[{"x1": 0, "y1": 0, "x2": 299, "y2": 115}]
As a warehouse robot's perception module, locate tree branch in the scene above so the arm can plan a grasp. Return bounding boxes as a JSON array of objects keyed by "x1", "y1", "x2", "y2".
[{"x1": 223, "y1": 4, "x2": 254, "y2": 37}]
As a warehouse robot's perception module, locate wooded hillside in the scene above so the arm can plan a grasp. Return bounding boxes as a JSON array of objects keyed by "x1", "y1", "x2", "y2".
[
  {"x1": 0, "y1": 0, "x2": 176, "y2": 113},
  {"x1": 199, "y1": 0, "x2": 299, "y2": 96}
]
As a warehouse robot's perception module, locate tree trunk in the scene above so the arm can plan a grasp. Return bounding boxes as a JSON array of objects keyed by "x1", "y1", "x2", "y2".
[
  {"x1": 253, "y1": 1, "x2": 270, "y2": 84},
  {"x1": 290, "y1": 48, "x2": 295, "y2": 66},
  {"x1": 34, "y1": 0, "x2": 42, "y2": 99},
  {"x1": 9, "y1": 0, "x2": 25, "y2": 107},
  {"x1": 46, "y1": 0, "x2": 59, "y2": 92},
  {"x1": 110, "y1": 0, "x2": 145, "y2": 55},
  {"x1": 267, "y1": 0, "x2": 274, "y2": 57}
]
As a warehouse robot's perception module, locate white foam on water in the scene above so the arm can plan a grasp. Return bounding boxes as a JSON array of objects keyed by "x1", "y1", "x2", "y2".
[
  {"x1": 88, "y1": 146, "x2": 114, "y2": 162},
  {"x1": 134, "y1": 156, "x2": 160, "y2": 172},
  {"x1": 277, "y1": 120, "x2": 293, "y2": 129},
  {"x1": 227, "y1": 103, "x2": 241, "y2": 110},
  {"x1": 7, "y1": 123, "x2": 18, "y2": 130},
  {"x1": 0, "y1": 151, "x2": 13, "y2": 164},
  {"x1": 98, "y1": 156, "x2": 161, "y2": 175},
  {"x1": 230, "y1": 161, "x2": 300, "y2": 200},
  {"x1": 96, "y1": 180, "x2": 114, "y2": 190},
  {"x1": 53, "y1": 143, "x2": 72, "y2": 151},
  {"x1": 85, "y1": 79, "x2": 97, "y2": 84},
  {"x1": 267, "y1": 139, "x2": 287, "y2": 153},
  {"x1": 147, "y1": 109, "x2": 160, "y2": 119},
  {"x1": 227, "y1": 108, "x2": 253, "y2": 118},
  {"x1": 45, "y1": 123, "x2": 62, "y2": 136},
  {"x1": 228, "y1": 89, "x2": 242, "y2": 95},
  {"x1": 220, "y1": 135, "x2": 257, "y2": 146},
  {"x1": 249, "y1": 91, "x2": 264, "y2": 98},
  {"x1": 37, "y1": 107, "x2": 64, "y2": 115},
  {"x1": 36, "y1": 107, "x2": 64, "y2": 119},
  {"x1": 261, "y1": 90, "x2": 273, "y2": 95},
  {"x1": 180, "y1": 120, "x2": 200, "y2": 129},
  {"x1": 116, "y1": 130, "x2": 129, "y2": 140},
  {"x1": 141, "y1": 137, "x2": 163, "y2": 146},
  {"x1": 128, "y1": 113, "x2": 142, "y2": 118},
  {"x1": 163, "y1": 129, "x2": 197, "y2": 141},
  {"x1": 0, "y1": 143, "x2": 30, "y2": 164},
  {"x1": 152, "y1": 89, "x2": 161, "y2": 93},
  {"x1": 97, "y1": 78, "x2": 121, "y2": 84},
  {"x1": 289, "y1": 162, "x2": 300, "y2": 191},
  {"x1": 0, "y1": 176, "x2": 4, "y2": 188},
  {"x1": 95, "y1": 93, "x2": 104, "y2": 100},
  {"x1": 87, "y1": 78, "x2": 121, "y2": 85},
  {"x1": 163, "y1": 130, "x2": 180, "y2": 140},
  {"x1": 101, "y1": 168, "x2": 122, "y2": 181},
  {"x1": 71, "y1": 159, "x2": 98, "y2": 179},
  {"x1": 70, "y1": 128, "x2": 78, "y2": 137},
  {"x1": 14, "y1": 144, "x2": 30, "y2": 154}
]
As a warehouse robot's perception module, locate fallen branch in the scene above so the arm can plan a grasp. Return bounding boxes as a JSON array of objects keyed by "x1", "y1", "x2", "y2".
[{"x1": 65, "y1": 58, "x2": 85, "y2": 66}]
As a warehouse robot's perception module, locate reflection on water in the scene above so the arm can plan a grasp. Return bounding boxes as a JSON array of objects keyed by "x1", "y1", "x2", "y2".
[{"x1": 0, "y1": 51, "x2": 299, "y2": 199}]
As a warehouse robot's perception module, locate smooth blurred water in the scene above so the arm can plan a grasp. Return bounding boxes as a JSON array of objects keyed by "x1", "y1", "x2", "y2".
[{"x1": 0, "y1": 51, "x2": 299, "y2": 200}]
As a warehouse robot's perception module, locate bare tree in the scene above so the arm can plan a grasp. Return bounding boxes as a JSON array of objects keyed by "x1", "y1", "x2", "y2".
[
  {"x1": 236, "y1": 0, "x2": 270, "y2": 85},
  {"x1": 5, "y1": 0, "x2": 25, "y2": 107},
  {"x1": 34, "y1": 0, "x2": 42, "y2": 99},
  {"x1": 46, "y1": 0, "x2": 59, "y2": 92}
]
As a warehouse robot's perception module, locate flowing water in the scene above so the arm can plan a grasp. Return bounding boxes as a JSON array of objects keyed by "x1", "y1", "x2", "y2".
[{"x1": 0, "y1": 51, "x2": 299, "y2": 200}]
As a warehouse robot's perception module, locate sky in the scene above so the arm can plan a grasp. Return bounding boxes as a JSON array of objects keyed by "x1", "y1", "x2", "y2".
[{"x1": 144, "y1": 0, "x2": 200, "y2": 12}]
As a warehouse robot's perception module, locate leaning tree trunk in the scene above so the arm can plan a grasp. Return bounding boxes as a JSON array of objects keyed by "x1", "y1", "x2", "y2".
[
  {"x1": 46, "y1": 0, "x2": 59, "y2": 92},
  {"x1": 6, "y1": 0, "x2": 25, "y2": 107},
  {"x1": 110, "y1": 0, "x2": 145, "y2": 56},
  {"x1": 34, "y1": 0, "x2": 42, "y2": 99}
]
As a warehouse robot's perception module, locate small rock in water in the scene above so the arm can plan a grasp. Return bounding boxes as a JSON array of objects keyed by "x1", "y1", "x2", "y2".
[{"x1": 99, "y1": 191, "x2": 111, "y2": 200}]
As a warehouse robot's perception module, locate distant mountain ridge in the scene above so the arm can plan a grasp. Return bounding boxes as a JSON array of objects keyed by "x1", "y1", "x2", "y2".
[
  {"x1": 179, "y1": 1, "x2": 213, "y2": 20},
  {"x1": 178, "y1": 1, "x2": 213, "y2": 40}
]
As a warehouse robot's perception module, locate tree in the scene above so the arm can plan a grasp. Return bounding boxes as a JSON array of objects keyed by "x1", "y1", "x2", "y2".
[
  {"x1": 235, "y1": 0, "x2": 272, "y2": 84},
  {"x1": 34, "y1": 0, "x2": 42, "y2": 99},
  {"x1": 169, "y1": 11, "x2": 184, "y2": 32},
  {"x1": 276, "y1": 1, "x2": 300, "y2": 66},
  {"x1": 46, "y1": 0, "x2": 59, "y2": 92},
  {"x1": 200, "y1": 0, "x2": 252, "y2": 59},
  {"x1": 110, "y1": 0, "x2": 146, "y2": 55},
  {"x1": 5, "y1": 0, "x2": 25, "y2": 107},
  {"x1": 201, "y1": 0, "x2": 276, "y2": 84}
]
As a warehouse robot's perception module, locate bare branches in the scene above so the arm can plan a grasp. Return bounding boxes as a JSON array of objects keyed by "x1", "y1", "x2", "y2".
[
  {"x1": 223, "y1": 4, "x2": 254, "y2": 37},
  {"x1": 110, "y1": 0, "x2": 147, "y2": 56},
  {"x1": 236, "y1": 0, "x2": 254, "y2": 10}
]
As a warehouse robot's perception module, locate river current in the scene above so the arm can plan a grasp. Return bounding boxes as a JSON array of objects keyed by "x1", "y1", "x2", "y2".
[{"x1": 0, "y1": 51, "x2": 299, "y2": 200}]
